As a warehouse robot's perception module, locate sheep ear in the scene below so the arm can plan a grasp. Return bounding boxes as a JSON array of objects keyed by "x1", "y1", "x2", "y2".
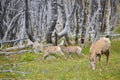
[{"x1": 105, "y1": 35, "x2": 110, "y2": 38}]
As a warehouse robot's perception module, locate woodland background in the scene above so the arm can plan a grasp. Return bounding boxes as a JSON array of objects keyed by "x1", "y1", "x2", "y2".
[{"x1": 0, "y1": 0, "x2": 120, "y2": 47}]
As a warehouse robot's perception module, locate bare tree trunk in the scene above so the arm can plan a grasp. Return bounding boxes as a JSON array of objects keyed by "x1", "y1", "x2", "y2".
[
  {"x1": 0, "y1": 1, "x2": 4, "y2": 39},
  {"x1": 75, "y1": 7, "x2": 79, "y2": 44},
  {"x1": 100, "y1": 0, "x2": 107, "y2": 33},
  {"x1": 45, "y1": 0, "x2": 58, "y2": 43},
  {"x1": 75, "y1": 0, "x2": 84, "y2": 44},
  {"x1": 110, "y1": 0, "x2": 117, "y2": 31},
  {"x1": 80, "y1": 0, "x2": 88, "y2": 46},
  {"x1": 54, "y1": 31, "x2": 57, "y2": 46},
  {"x1": 57, "y1": 0, "x2": 77, "y2": 45},
  {"x1": 106, "y1": 0, "x2": 111, "y2": 36},
  {"x1": 25, "y1": 0, "x2": 35, "y2": 42},
  {"x1": 85, "y1": 0, "x2": 94, "y2": 41},
  {"x1": 61, "y1": 0, "x2": 71, "y2": 45},
  {"x1": 94, "y1": 0, "x2": 101, "y2": 41},
  {"x1": 0, "y1": 0, "x2": 10, "y2": 40}
]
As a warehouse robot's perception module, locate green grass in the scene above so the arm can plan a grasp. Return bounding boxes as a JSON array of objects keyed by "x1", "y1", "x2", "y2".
[
  {"x1": 114, "y1": 26, "x2": 120, "y2": 34},
  {"x1": 0, "y1": 39, "x2": 120, "y2": 80}
]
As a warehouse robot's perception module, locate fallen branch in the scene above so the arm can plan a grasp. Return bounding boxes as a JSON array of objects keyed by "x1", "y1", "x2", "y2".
[
  {"x1": 0, "y1": 70, "x2": 31, "y2": 75},
  {"x1": 0, "y1": 50, "x2": 34, "y2": 55},
  {"x1": 0, "y1": 70, "x2": 13, "y2": 73},
  {"x1": 3, "y1": 44, "x2": 32, "y2": 52},
  {"x1": 0, "y1": 35, "x2": 41, "y2": 44},
  {"x1": 12, "y1": 62, "x2": 27, "y2": 70},
  {"x1": 111, "y1": 34, "x2": 120, "y2": 38},
  {"x1": 0, "y1": 62, "x2": 31, "y2": 75},
  {"x1": 0, "y1": 38, "x2": 27, "y2": 44},
  {"x1": 100, "y1": 34, "x2": 120, "y2": 38}
]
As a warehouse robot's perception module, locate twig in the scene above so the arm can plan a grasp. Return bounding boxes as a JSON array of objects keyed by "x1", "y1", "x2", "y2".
[
  {"x1": 12, "y1": 62, "x2": 27, "y2": 70},
  {"x1": 0, "y1": 70, "x2": 13, "y2": 73}
]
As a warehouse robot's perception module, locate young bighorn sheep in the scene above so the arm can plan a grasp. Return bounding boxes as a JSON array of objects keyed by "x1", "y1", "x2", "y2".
[
  {"x1": 89, "y1": 37, "x2": 110, "y2": 70},
  {"x1": 33, "y1": 41, "x2": 66, "y2": 59},
  {"x1": 59, "y1": 45, "x2": 84, "y2": 58}
]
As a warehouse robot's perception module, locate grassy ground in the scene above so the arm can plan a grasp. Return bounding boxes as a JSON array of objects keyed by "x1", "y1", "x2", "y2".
[{"x1": 0, "y1": 38, "x2": 120, "y2": 80}]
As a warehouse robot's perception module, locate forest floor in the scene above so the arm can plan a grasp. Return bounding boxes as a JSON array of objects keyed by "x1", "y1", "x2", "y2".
[{"x1": 0, "y1": 38, "x2": 120, "y2": 80}]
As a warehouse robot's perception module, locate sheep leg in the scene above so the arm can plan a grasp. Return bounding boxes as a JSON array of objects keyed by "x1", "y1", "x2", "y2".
[
  {"x1": 93, "y1": 56, "x2": 96, "y2": 69},
  {"x1": 105, "y1": 49, "x2": 110, "y2": 65},
  {"x1": 66, "y1": 52, "x2": 69, "y2": 58},
  {"x1": 66, "y1": 52, "x2": 73, "y2": 59},
  {"x1": 91, "y1": 56, "x2": 96, "y2": 70},
  {"x1": 76, "y1": 52, "x2": 80, "y2": 57},
  {"x1": 60, "y1": 51, "x2": 66, "y2": 59},
  {"x1": 98, "y1": 54, "x2": 102, "y2": 66},
  {"x1": 43, "y1": 52, "x2": 50, "y2": 60},
  {"x1": 99, "y1": 55, "x2": 101, "y2": 62}
]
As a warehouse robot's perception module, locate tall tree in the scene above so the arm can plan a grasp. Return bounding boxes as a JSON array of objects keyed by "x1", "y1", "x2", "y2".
[
  {"x1": 57, "y1": 0, "x2": 77, "y2": 45},
  {"x1": 45, "y1": 0, "x2": 58, "y2": 43},
  {"x1": 25, "y1": 0, "x2": 35, "y2": 42}
]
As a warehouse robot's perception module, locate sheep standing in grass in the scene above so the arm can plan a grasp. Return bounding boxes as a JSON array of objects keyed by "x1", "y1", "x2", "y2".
[
  {"x1": 59, "y1": 45, "x2": 85, "y2": 58},
  {"x1": 33, "y1": 41, "x2": 66, "y2": 59},
  {"x1": 89, "y1": 37, "x2": 110, "y2": 70}
]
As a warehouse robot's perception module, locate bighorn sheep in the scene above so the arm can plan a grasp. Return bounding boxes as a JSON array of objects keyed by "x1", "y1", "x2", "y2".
[
  {"x1": 89, "y1": 37, "x2": 110, "y2": 70},
  {"x1": 59, "y1": 45, "x2": 84, "y2": 58},
  {"x1": 33, "y1": 41, "x2": 66, "y2": 59}
]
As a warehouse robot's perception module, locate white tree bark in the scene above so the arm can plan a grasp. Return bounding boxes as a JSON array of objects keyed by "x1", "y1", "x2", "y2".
[{"x1": 106, "y1": 0, "x2": 111, "y2": 36}]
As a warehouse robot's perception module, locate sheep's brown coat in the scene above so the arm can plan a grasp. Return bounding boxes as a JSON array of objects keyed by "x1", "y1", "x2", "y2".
[
  {"x1": 89, "y1": 37, "x2": 110, "y2": 70},
  {"x1": 59, "y1": 45, "x2": 84, "y2": 58}
]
